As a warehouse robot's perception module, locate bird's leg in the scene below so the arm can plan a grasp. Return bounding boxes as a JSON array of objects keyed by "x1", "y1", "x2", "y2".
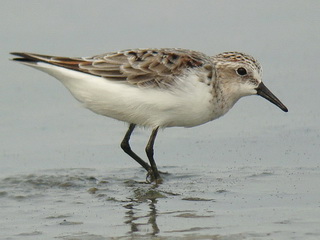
[
  {"x1": 120, "y1": 124, "x2": 152, "y2": 173},
  {"x1": 145, "y1": 127, "x2": 162, "y2": 182}
]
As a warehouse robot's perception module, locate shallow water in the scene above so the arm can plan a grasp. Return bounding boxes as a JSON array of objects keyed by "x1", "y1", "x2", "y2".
[
  {"x1": 2, "y1": 1, "x2": 320, "y2": 239},
  {"x1": 1, "y1": 166, "x2": 319, "y2": 239}
]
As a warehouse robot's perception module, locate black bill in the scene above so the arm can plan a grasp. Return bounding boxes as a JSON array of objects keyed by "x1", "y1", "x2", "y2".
[{"x1": 256, "y1": 82, "x2": 288, "y2": 112}]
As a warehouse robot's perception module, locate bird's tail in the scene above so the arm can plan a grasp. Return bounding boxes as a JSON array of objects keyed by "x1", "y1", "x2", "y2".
[{"x1": 10, "y1": 52, "x2": 88, "y2": 72}]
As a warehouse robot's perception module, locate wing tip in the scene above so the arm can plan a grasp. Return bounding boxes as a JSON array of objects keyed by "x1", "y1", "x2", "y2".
[{"x1": 10, "y1": 52, "x2": 38, "y2": 63}]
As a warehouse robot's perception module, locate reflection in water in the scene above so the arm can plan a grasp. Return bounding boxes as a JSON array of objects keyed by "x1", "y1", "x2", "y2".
[
  {"x1": 124, "y1": 187, "x2": 161, "y2": 236},
  {"x1": 2, "y1": 167, "x2": 317, "y2": 239},
  {"x1": 124, "y1": 203, "x2": 139, "y2": 233},
  {"x1": 148, "y1": 199, "x2": 160, "y2": 234}
]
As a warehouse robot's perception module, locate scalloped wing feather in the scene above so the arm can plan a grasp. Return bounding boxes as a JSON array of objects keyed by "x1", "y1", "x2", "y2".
[{"x1": 11, "y1": 49, "x2": 211, "y2": 87}]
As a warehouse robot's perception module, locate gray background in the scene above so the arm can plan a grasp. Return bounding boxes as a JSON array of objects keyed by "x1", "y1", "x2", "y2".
[{"x1": 1, "y1": 1, "x2": 319, "y2": 239}]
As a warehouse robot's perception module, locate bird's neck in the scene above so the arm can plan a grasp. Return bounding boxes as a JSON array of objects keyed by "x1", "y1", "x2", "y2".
[{"x1": 211, "y1": 81, "x2": 242, "y2": 117}]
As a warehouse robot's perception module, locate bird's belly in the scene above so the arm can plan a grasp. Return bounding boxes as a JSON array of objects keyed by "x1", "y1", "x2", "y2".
[
  {"x1": 81, "y1": 80, "x2": 217, "y2": 128},
  {"x1": 39, "y1": 63, "x2": 220, "y2": 128}
]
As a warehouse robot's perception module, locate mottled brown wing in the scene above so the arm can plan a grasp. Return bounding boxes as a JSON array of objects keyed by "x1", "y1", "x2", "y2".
[{"x1": 11, "y1": 49, "x2": 209, "y2": 87}]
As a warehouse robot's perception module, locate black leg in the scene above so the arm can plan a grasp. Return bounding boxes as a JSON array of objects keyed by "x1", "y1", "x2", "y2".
[
  {"x1": 145, "y1": 127, "x2": 161, "y2": 181},
  {"x1": 120, "y1": 124, "x2": 151, "y2": 172}
]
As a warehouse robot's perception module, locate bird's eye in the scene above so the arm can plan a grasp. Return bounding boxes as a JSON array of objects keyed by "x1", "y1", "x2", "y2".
[{"x1": 236, "y1": 67, "x2": 247, "y2": 76}]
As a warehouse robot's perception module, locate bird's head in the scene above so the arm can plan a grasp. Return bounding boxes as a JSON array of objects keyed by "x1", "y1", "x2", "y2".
[{"x1": 213, "y1": 52, "x2": 288, "y2": 112}]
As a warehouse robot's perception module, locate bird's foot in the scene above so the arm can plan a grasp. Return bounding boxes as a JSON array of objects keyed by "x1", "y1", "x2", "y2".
[{"x1": 146, "y1": 170, "x2": 163, "y2": 184}]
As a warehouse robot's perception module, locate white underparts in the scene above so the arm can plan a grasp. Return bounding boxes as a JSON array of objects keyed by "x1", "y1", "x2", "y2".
[{"x1": 30, "y1": 62, "x2": 234, "y2": 128}]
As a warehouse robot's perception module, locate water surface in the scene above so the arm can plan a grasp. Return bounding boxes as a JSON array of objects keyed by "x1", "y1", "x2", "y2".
[{"x1": 1, "y1": 166, "x2": 319, "y2": 239}]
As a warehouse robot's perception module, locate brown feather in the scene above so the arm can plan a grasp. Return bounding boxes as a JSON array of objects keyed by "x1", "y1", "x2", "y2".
[{"x1": 11, "y1": 49, "x2": 212, "y2": 88}]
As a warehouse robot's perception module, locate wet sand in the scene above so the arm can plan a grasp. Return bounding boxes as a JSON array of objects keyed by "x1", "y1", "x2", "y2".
[{"x1": 1, "y1": 166, "x2": 319, "y2": 239}]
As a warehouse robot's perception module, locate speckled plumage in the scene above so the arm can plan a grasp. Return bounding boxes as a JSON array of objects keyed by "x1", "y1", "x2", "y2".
[{"x1": 11, "y1": 48, "x2": 288, "y2": 182}]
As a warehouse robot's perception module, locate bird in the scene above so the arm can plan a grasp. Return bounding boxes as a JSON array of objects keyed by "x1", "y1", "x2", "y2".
[{"x1": 11, "y1": 48, "x2": 288, "y2": 183}]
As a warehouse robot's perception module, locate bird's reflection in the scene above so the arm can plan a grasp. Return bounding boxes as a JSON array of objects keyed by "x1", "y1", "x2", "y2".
[
  {"x1": 123, "y1": 186, "x2": 162, "y2": 236},
  {"x1": 148, "y1": 199, "x2": 159, "y2": 234}
]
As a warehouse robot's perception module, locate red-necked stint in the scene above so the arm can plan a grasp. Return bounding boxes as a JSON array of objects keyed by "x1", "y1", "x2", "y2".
[{"x1": 11, "y1": 49, "x2": 288, "y2": 183}]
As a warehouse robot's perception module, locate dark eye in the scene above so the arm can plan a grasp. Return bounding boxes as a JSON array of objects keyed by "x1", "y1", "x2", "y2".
[{"x1": 236, "y1": 67, "x2": 247, "y2": 76}]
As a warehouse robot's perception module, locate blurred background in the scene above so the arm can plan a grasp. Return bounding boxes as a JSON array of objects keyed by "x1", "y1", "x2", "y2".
[{"x1": 1, "y1": 0, "x2": 319, "y2": 175}]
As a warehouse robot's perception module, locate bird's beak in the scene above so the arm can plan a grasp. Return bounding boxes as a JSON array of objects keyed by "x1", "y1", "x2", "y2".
[{"x1": 256, "y1": 82, "x2": 288, "y2": 112}]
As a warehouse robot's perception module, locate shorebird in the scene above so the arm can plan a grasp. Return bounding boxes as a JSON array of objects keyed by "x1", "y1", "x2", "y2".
[{"x1": 11, "y1": 49, "x2": 288, "y2": 183}]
